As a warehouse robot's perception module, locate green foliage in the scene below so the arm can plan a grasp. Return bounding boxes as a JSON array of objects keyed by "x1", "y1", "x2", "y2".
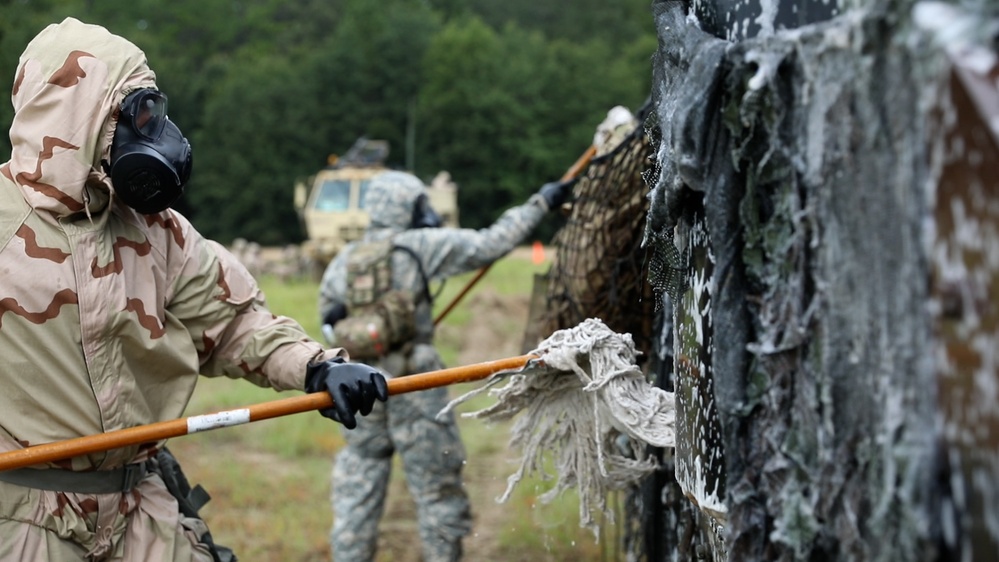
[
  {"x1": 0, "y1": 0, "x2": 655, "y2": 244},
  {"x1": 187, "y1": 53, "x2": 324, "y2": 244},
  {"x1": 308, "y1": 0, "x2": 442, "y2": 168}
]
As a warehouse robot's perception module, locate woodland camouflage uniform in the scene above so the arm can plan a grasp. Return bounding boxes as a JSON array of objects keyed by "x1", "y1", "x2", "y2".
[
  {"x1": 0, "y1": 18, "x2": 347, "y2": 561},
  {"x1": 319, "y1": 171, "x2": 551, "y2": 561}
]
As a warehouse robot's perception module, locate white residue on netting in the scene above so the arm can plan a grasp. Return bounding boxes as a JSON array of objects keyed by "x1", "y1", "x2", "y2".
[{"x1": 439, "y1": 317, "x2": 676, "y2": 536}]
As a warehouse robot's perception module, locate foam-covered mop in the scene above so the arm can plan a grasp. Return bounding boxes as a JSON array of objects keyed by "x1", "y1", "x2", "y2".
[{"x1": 441, "y1": 317, "x2": 675, "y2": 533}]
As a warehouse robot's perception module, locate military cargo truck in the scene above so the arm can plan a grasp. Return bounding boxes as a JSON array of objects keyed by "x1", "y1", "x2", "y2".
[{"x1": 294, "y1": 138, "x2": 458, "y2": 277}]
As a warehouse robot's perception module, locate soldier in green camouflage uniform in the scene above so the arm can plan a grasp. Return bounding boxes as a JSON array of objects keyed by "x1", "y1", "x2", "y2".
[
  {"x1": 319, "y1": 170, "x2": 574, "y2": 561},
  {"x1": 0, "y1": 18, "x2": 387, "y2": 561}
]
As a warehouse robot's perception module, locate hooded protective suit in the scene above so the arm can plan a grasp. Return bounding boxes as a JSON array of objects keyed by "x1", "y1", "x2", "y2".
[
  {"x1": 0, "y1": 18, "x2": 342, "y2": 561},
  {"x1": 318, "y1": 170, "x2": 550, "y2": 562}
]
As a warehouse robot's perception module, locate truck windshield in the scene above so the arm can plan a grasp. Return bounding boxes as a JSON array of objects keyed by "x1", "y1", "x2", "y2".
[{"x1": 314, "y1": 179, "x2": 351, "y2": 211}]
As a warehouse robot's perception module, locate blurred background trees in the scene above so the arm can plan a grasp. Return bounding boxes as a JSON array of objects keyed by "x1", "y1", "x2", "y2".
[{"x1": 0, "y1": 0, "x2": 655, "y2": 244}]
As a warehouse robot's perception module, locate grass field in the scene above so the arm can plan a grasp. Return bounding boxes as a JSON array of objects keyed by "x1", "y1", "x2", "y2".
[{"x1": 169, "y1": 247, "x2": 626, "y2": 561}]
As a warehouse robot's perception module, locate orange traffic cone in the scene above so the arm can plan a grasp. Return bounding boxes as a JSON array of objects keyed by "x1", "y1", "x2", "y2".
[{"x1": 532, "y1": 241, "x2": 545, "y2": 265}]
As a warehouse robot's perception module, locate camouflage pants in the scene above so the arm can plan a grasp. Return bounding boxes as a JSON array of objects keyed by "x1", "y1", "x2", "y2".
[
  {"x1": 331, "y1": 384, "x2": 472, "y2": 562},
  {"x1": 0, "y1": 473, "x2": 215, "y2": 561}
]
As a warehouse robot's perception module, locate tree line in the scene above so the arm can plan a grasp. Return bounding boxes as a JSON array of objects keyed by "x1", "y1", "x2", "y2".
[{"x1": 1, "y1": 0, "x2": 656, "y2": 245}]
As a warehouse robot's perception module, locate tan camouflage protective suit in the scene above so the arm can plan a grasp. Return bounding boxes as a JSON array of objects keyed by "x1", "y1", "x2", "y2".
[
  {"x1": 0, "y1": 18, "x2": 343, "y2": 561},
  {"x1": 318, "y1": 171, "x2": 552, "y2": 562}
]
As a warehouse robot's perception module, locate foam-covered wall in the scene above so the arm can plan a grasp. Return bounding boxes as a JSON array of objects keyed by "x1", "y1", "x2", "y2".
[{"x1": 645, "y1": 1, "x2": 999, "y2": 560}]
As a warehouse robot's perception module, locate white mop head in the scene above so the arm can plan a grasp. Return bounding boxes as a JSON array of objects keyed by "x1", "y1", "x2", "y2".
[{"x1": 439, "y1": 318, "x2": 676, "y2": 535}]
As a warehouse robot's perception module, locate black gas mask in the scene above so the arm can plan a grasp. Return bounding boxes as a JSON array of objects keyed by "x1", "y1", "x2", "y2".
[
  {"x1": 107, "y1": 88, "x2": 192, "y2": 214},
  {"x1": 411, "y1": 193, "x2": 443, "y2": 229}
]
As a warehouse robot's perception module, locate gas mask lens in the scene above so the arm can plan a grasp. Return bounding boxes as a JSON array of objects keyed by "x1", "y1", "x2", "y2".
[{"x1": 122, "y1": 89, "x2": 168, "y2": 140}]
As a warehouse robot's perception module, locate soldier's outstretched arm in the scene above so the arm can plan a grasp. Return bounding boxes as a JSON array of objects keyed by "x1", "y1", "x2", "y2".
[{"x1": 401, "y1": 177, "x2": 576, "y2": 280}]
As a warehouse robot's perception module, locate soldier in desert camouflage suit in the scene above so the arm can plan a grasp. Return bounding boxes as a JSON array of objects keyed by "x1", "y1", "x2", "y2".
[
  {"x1": 319, "y1": 170, "x2": 574, "y2": 561},
  {"x1": 0, "y1": 18, "x2": 387, "y2": 562}
]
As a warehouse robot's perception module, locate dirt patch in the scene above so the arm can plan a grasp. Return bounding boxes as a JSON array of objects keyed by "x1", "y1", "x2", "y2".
[
  {"x1": 375, "y1": 459, "x2": 518, "y2": 562},
  {"x1": 455, "y1": 289, "x2": 532, "y2": 364}
]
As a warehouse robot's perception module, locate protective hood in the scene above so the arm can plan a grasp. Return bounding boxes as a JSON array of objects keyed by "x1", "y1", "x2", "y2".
[
  {"x1": 362, "y1": 170, "x2": 428, "y2": 232},
  {"x1": 2, "y1": 17, "x2": 156, "y2": 218}
]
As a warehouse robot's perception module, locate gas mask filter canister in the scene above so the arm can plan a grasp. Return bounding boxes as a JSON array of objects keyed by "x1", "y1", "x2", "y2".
[
  {"x1": 108, "y1": 88, "x2": 192, "y2": 214},
  {"x1": 411, "y1": 193, "x2": 443, "y2": 229}
]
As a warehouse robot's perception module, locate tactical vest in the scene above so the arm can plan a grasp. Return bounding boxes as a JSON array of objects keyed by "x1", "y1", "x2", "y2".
[{"x1": 332, "y1": 238, "x2": 417, "y2": 359}]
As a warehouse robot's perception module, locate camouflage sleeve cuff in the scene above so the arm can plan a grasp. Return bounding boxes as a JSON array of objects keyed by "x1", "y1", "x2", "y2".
[
  {"x1": 313, "y1": 347, "x2": 350, "y2": 364},
  {"x1": 261, "y1": 342, "x2": 347, "y2": 391}
]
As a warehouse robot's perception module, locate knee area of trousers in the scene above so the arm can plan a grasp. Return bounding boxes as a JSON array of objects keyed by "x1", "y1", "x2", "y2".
[{"x1": 338, "y1": 440, "x2": 394, "y2": 463}]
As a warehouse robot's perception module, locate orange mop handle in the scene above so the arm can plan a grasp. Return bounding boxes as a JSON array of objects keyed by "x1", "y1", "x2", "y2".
[{"x1": 0, "y1": 354, "x2": 538, "y2": 472}]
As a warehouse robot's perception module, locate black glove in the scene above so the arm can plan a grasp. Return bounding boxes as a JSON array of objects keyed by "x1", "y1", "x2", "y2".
[
  {"x1": 537, "y1": 177, "x2": 577, "y2": 211},
  {"x1": 305, "y1": 358, "x2": 388, "y2": 429},
  {"x1": 322, "y1": 302, "x2": 348, "y2": 327}
]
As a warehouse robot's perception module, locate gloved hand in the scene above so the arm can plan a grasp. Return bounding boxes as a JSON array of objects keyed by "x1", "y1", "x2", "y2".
[
  {"x1": 320, "y1": 303, "x2": 348, "y2": 345},
  {"x1": 305, "y1": 358, "x2": 389, "y2": 429},
  {"x1": 536, "y1": 177, "x2": 577, "y2": 211},
  {"x1": 322, "y1": 302, "x2": 348, "y2": 327}
]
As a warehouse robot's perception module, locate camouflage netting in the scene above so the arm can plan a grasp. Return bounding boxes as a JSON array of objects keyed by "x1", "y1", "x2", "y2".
[
  {"x1": 512, "y1": 101, "x2": 671, "y2": 555},
  {"x1": 526, "y1": 103, "x2": 658, "y2": 358}
]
